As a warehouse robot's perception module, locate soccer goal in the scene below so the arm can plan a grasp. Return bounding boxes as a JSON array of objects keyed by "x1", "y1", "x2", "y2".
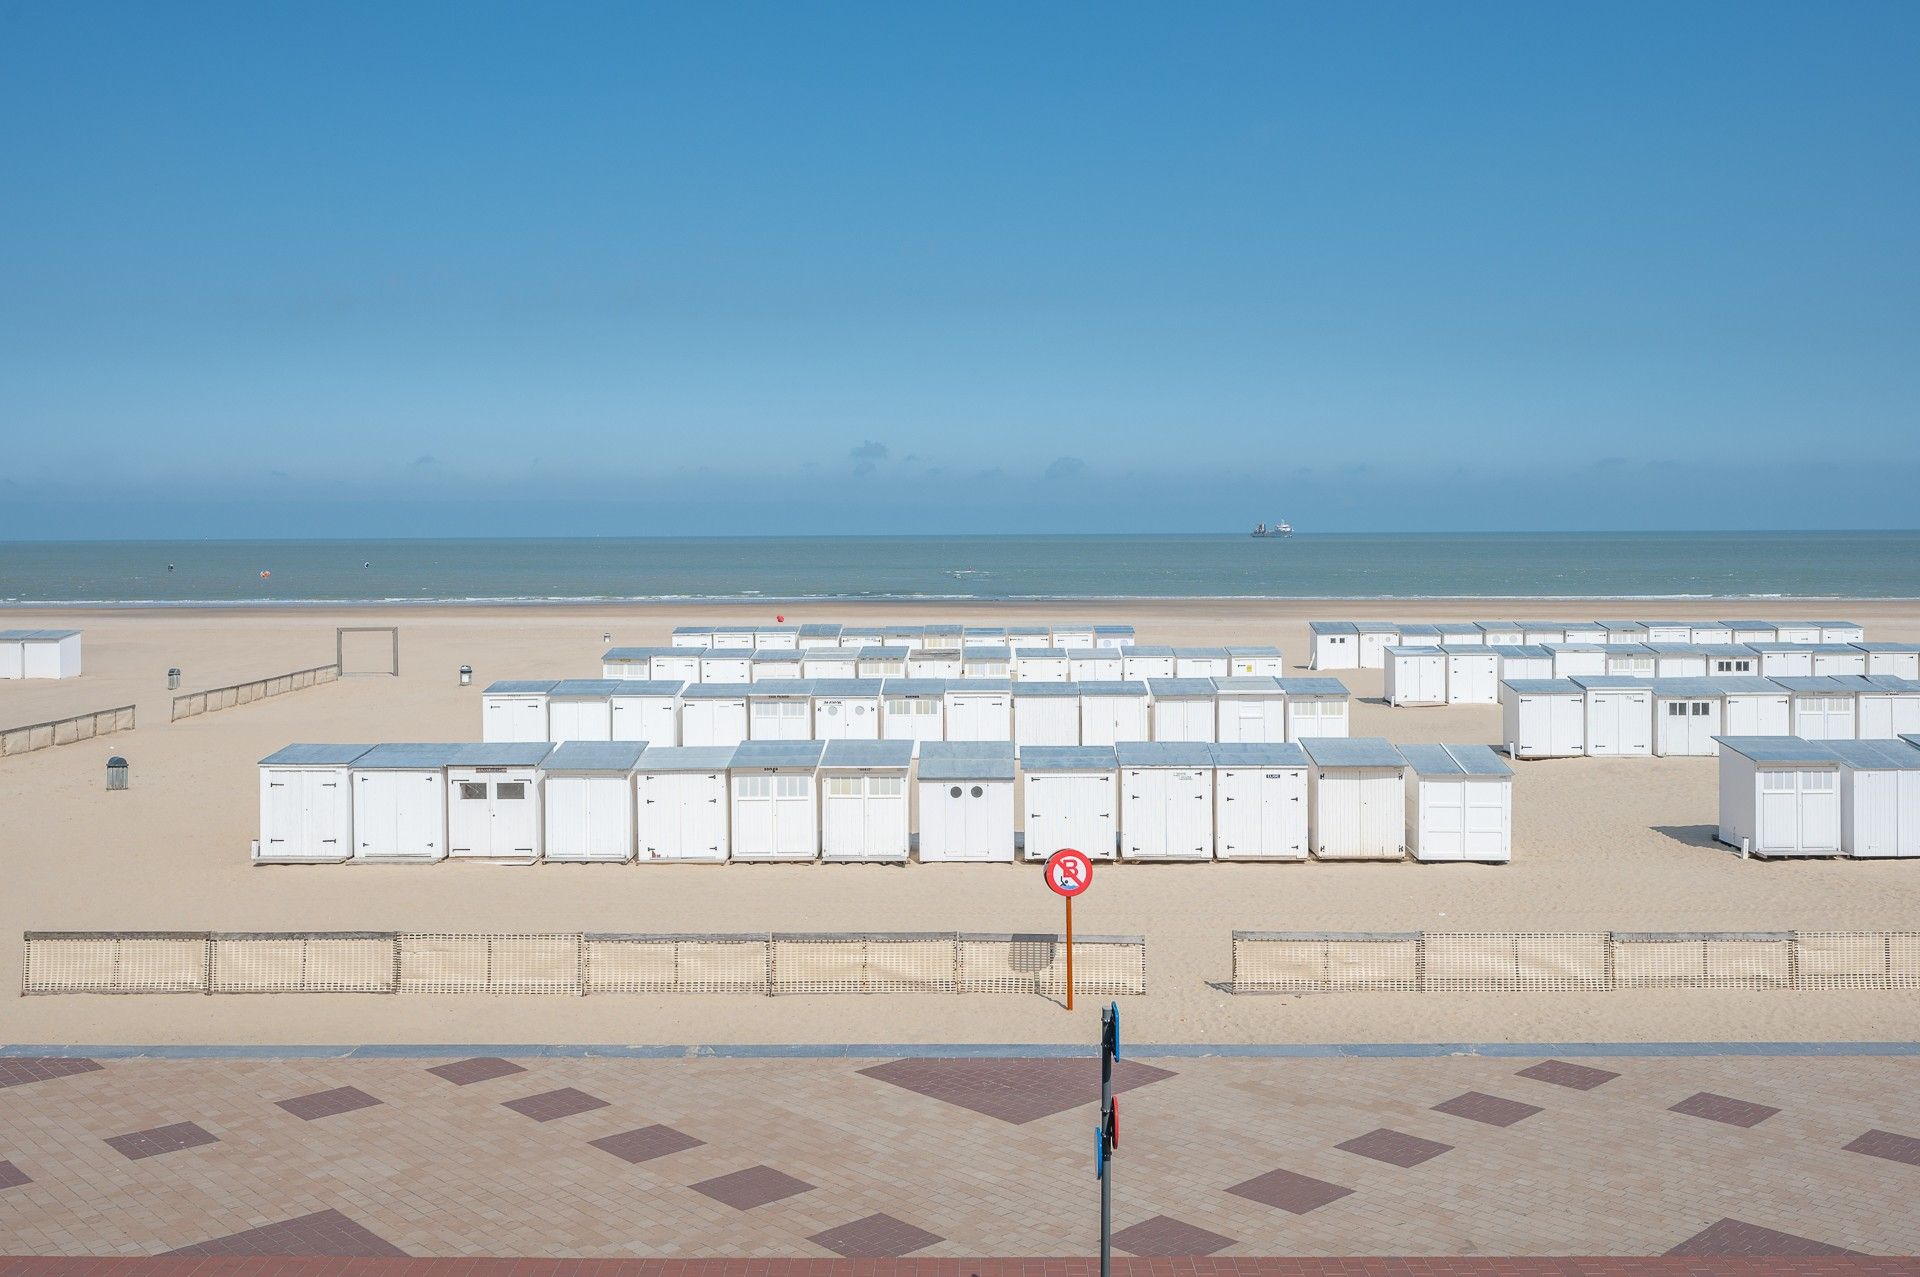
[{"x1": 336, "y1": 626, "x2": 400, "y2": 676}]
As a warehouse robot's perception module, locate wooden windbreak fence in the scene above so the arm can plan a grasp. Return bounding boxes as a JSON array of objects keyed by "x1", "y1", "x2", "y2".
[
  {"x1": 21, "y1": 930, "x2": 1148, "y2": 998},
  {"x1": 170, "y1": 664, "x2": 340, "y2": 721},
  {"x1": 0, "y1": 705, "x2": 136, "y2": 758},
  {"x1": 1229, "y1": 930, "x2": 1920, "y2": 993}
]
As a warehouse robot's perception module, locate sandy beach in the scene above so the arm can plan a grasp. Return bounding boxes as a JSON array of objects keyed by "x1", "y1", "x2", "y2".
[{"x1": 3, "y1": 597, "x2": 1919, "y2": 1047}]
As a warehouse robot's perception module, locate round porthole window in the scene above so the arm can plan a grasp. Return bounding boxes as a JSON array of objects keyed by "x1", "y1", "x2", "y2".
[
  {"x1": 949, "y1": 786, "x2": 962, "y2": 798},
  {"x1": 970, "y1": 785, "x2": 984, "y2": 798},
  {"x1": 824, "y1": 704, "x2": 839, "y2": 716}
]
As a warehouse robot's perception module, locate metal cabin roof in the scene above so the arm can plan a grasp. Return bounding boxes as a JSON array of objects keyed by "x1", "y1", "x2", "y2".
[
  {"x1": 1501, "y1": 678, "x2": 1582, "y2": 695},
  {"x1": 1172, "y1": 646, "x2": 1229, "y2": 658},
  {"x1": 1807, "y1": 620, "x2": 1862, "y2": 628},
  {"x1": 1721, "y1": 620, "x2": 1778, "y2": 630},
  {"x1": 1012, "y1": 680, "x2": 1083, "y2": 698},
  {"x1": 1147, "y1": 678, "x2": 1217, "y2": 698},
  {"x1": 638, "y1": 745, "x2": 738, "y2": 773},
  {"x1": 1352, "y1": 621, "x2": 1400, "y2": 634},
  {"x1": 797, "y1": 623, "x2": 843, "y2": 637},
  {"x1": 1822, "y1": 739, "x2": 1920, "y2": 770},
  {"x1": 259, "y1": 744, "x2": 374, "y2": 766},
  {"x1": 449, "y1": 743, "x2": 555, "y2": 767},
  {"x1": 544, "y1": 741, "x2": 648, "y2": 771},
  {"x1": 1546, "y1": 643, "x2": 1607, "y2": 654},
  {"x1": 1117, "y1": 742, "x2": 1215, "y2": 768},
  {"x1": 961, "y1": 646, "x2": 1013, "y2": 660},
  {"x1": 681, "y1": 682, "x2": 753, "y2": 700},
  {"x1": 1209, "y1": 741, "x2": 1309, "y2": 768},
  {"x1": 1078, "y1": 680, "x2": 1149, "y2": 698},
  {"x1": 1510, "y1": 621, "x2": 1568, "y2": 630},
  {"x1": 1439, "y1": 643, "x2": 1498, "y2": 656},
  {"x1": 1710, "y1": 677, "x2": 1786, "y2": 694},
  {"x1": 1006, "y1": 625, "x2": 1052, "y2": 636},
  {"x1": 1124, "y1": 645, "x2": 1177, "y2": 658},
  {"x1": 609, "y1": 681, "x2": 687, "y2": 698},
  {"x1": 1855, "y1": 642, "x2": 1920, "y2": 653},
  {"x1": 857, "y1": 646, "x2": 912, "y2": 659},
  {"x1": 1605, "y1": 642, "x2": 1653, "y2": 655},
  {"x1": 1212, "y1": 676, "x2": 1283, "y2": 696},
  {"x1": 1808, "y1": 644, "x2": 1868, "y2": 654},
  {"x1": 1488, "y1": 645, "x2": 1552, "y2": 659},
  {"x1": 755, "y1": 625, "x2": 800, "y2": 635},
  {"x1": 1092, "y1": 625, "x2": 1136, "y2": 636},
  {"x1": 551, "y1": 679, "x2": 624, "y2": 697},
  {"x1": 1227, "y1": 645, "x2": 1281, "y2": 656},
  {"x1": 808, "y1": 679, "x2": 885, "y2": 697},
  {"x1": 1476, "y1": 621, "x2": 1524, "y2": 632},
  {"x1": 1019, "y1": 745, "x2": 1118, "y2": 772},
  {"x1": 1650, "y1": 678, "x2": 1727, "y2": 698},
  {"x1": 751, "y1": 650, "x2": 805, "y2": 662},
  {"x1": 1396, "y1": 624, "x2": 1442, "y2": 638},
  {"x1": 1714, "y1": 736, "x2": 1841, "y2": 764},
  {"x1": 962, "y1": 626, "x2": 1009, "y2": 638},
  {"x1": 1399, "y1": 743, "x2": 1503, "y2": 777},
  {"x1": 1696, "y1": 644, "x2": 1760, "y2": 657},
  {"x1": 802, "y1": 646, "x2": 865, "y2": 661},
  {"x1": 1862, "y1": 675, "x2": 1920, "y2": 692},
  {"x1": 1309, "y1": 621, "x2": 1359, "y2": 635},
  {"x1": 671, "y1": 626, "x2": 715, "y2": 636},
  {"x1": 1570, "y1": 675, "x2": 1652, "y2": 690},
  {"x1": 353, "y1": 744, "x2": 467, "y2": 768},
  {"x1": 1645, "y1": 643, "x2": 1711, "y2": 655},
  {"x1": 820, "y1": 739, "x2": 914, "y2": 769},
  {"x1": 1771, "y1": 677, "x2": 1856, "y2": 694},
  {"x1": 0, "y1": 628, "x2": 81, "y2": 640},
  {"x1": 602, "y1": 647, "x2": 678, "y2": 660},
  {"x1": 1748, "y1": 642, "x2": 1815, "y2": 653},
  {"x1": 1017, "y1": 646, "x2": 1072, "y2": 659},
  {"x1": 1275, "y1": 678, "x2": 1349, "y2": 697},
  {"x1": 483, "y1": 679, "x2": 558, "y2": 695},
  {"x1": 918, "y1": 741, "x2": 1017, "y2": 782},
  {"x1": 880, "y1": 678, "x2": 949, "y2": 696},
  {"x1": 1599, "y1": 623, "x2": 1649, "y2": 635},
  {"x1": 1434, "y1": 623, "x2": 1481, "y2": 635},
  {"x1": 1385, "y1": 645, "x2": 1444, "y2": 656},
  {"x1": 877, "y1": 625, "x2": 926, "y2": 637},
  {"x1": 748, "y1": 680, "x2": 816, "y2": 698},
  {"x1": 730, "y1": 740, "x2": 825, "y2": 769},
  {"x1": 946, "y1": 679, "x2": 1012, "y2": 694},
  {"x1": 1301, "y1": 737, "x2": 1405, "y2": 769}
]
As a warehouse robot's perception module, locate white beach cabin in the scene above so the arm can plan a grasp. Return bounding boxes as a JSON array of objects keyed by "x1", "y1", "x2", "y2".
[
  {"x1": 857, "y1": 646, "x2": 910, "y2": 679},
  {"x1": 1723, "y1": 621, "x2": 1778, "y2": 645},
  {"x1": 1441, "y1": 646, "x2": 1500, "y2": 705},
  {"x1": 1687, "y1": 623, "x2": 1734, "y2": 645},
  {"x1": 908, "y1": 647, "x2": 964, "y2": 678},
  {"x1": 0, "y1": 629, "x2": 84, "y2": 678},
  {"x1": 1826, "y1": 738, "x2": 1920, "y2": 859},
  {"x1": 916, "y1": 741, "x2": 1017, "y2": 863},
  {"x1": 1013, "y1": 647, "x2": 1073, "y2": 682},
  {"x1": 709, "y1": 624, "x2": 756, "y2": 650},
  {"x1": 750, "y1": 650, "x2": 805, "y2": 681},
  {"x1": 944, "y1": 679, "x2": 1012, "y2": 742},
  {"x1": 1228, "y1": 646, "x2": 1285, "y2": 677},
  {"x1": 1817, "y1": 621, "x2": 1867, "y2": 644},
  {"x1": 1302, "y1": 737, "x2": 1408, "y2": 861},
  {"x1": 602, "y1": 646, "x2": 674, "y2": 679},
  {"x1": 481, "y1": 680, "x2": 554, "y2": 744},
  {"x1": 351, "y1": 745, "x2": 455, "y2": 861},
  {"x1": 1810, "y1": 645, "x2": 1868, "y2": 677},
  {"x1": 1561, "y1": 623, "x2": 1608, "y2": 645},
  {"x1": 1641, "y1": 622, "x2": 1696, "y2": 644},
  {"x1": 1604, "y1": 644, "x2": 1657, "y2": 679},
  {"x1": 1701, "y1": 645, "x2": 1760, "y2": 678},
  {"x1": 1855, "y1": 644, "x2": 1920, "y2": 680},
  {"x1": 446, "y1": 743, "x2": 551, "y2": 861},
  {"x1": 1854, "y1": 676, "x2": 1920, "y2": 739},
  {"x1": 679, "y1": 683, "x2": 752, "y2": 748},
  {"x1": 1174, "y1": 647, "x2": 1231, "y2": 679},
  {"x1": 810, "y1": 679, "x2": 884, "y2": 741},
  {"x1": 1651, "y1": 679, "x2": 1725, "y2": 757},
  {"x1": 699, "y1": 649, "x2": 754, "y2": 684},
  {"x1": 728, "y1": 740, "x2": 823, "y2": 861},
  {"x1": 1547, "y1": 644, "x2": 1609, "y2": 678},
  {"x1": 1068, "y1": 649, "x2": 1123, "y2": 682},
  {"x1": 748, "y1": 682, "x2": 815, "y2": 741},
  {"x1": 752, "y1": 625, "x2": 800, "y2": 651},
  {"x1": 1400, "y1": 743, "x2": 1513, "y2": 863},
  {"x1": 1276, "y1": 678, "x2": 1351, "y2": 740},
  {"x1": 1476, "y1": 621, "x2": 1525, "y2": 647},
  {"x1": 1211, "y1": 741, "x2": 1310, "y2": 860},
  {"x1": 1751, "y1": 644, "x2": 1815, "y2": 679},
  {"x1": 1309, "y1": 621, "x2": 1359, "y2": 670},
  {"x1": 1354, "y1": 622, "x2": 1401, "y2": 668},
  {"x1": 1050, "y1": 623, "x2": 1096, "y2": 650},
  {"x1": 1500, "y1": 679, "x2": 1586, "y2": 759},
  {"x1": 1776, "y1": 677, "x2": 1859, "y2": 741},
  {"x1": 651, "y1": 648, "x2": 704, "y2": 684},
  {"x1": 1599, "y1": 622, "x2": 1649, "y2": 646},
  {"x1": 878, "y1": 625, "x2": 926, "y2": 651},
  {"x1": 610, "y1": 681, "x2": 683, "y2": 747},
  {"x1": 1014, "y1": 681, "x2": 1082, "y2": 748},
  {"x1": 541, "y1": 741, "x2": 645, "y2": 863},
  {"x1": 636, "y1": 745, "x2": 735, "y2": 861},
  {"x1": 1771, "y1": 621, "x2": 1822, "y2": 646},
  {"x1": 1094, "y1": 624, "x2": 1137, "y2": 650},
  {"x1": 1571, "y1": 675, "x2": 1653, "y2": 757},
  {"x1": 1005, "y1": 625, "x2": 1052, "y2": 651},
  {"x1": 801, "y1": 647, "x2": 862, "y2": 679},
  {"x1": 797, "y1": 623, "x2": 843, "y2": 650},
  {"x1": 1718, "y1": 677, "x2": 1793, "y2": 737},
  {"x1": 1715, "y1": 736, "x2": 1842, "y2": 858},
  {"x1": 880, "y1": 678, "x2": 947, "y2": 754},
  {"x1": 1383, "y1": 646, "x2": 1447, "y2": 706},
  {"x1": 1122, "y1": 645, "x2": 1178, "y2": 680},
  {"x1": 547, "y1": 680, "x2": 619, "y2": 743},
  {"x1": 1147, "y1": 678, "x2": 1218, "y2": 742},
  {"x1": 1647, "y1": 644, "x2": 1711, "y2": 679},
  {"x1": 1079, "y1": 680, "x2": 1151, "y2": 747},
  {"x1": 1212, "y1": 676, "x2": 1288, "y2": 742},
  {"x1": 1490, "y1": 645, "x2": 1554, "y2": 681},
  {"x1": 818, "y1": 739, "x2": 912, "y2": 862},
  {"x1": 255, "y1": 744, "x2": 371, "y2": 863},
  {"x1": 838, "y1": 625, "x2": 885, "y2": 650},
  {"x1": 962, "y1": 626, "x2": 1009, "y2": 648},
  {"x1": 1020, "y1": 745, "x2": 1119, "y2": 861},
  {"x1": 1434, "y1": 623, "x2": 1482, "y2": 648},
  {"x1": 670, "y1": 625, "x2": 714, "y2": 649},
  {"x1": 1516, "y1": 622, "x2": 1567, "y2": 645},
  {"x1": 1117, "y1": 742, "x2": 1215, "y2": 860},
  {"x1": 962, "y1": 646, "x2": 1013, "y2": 680}
]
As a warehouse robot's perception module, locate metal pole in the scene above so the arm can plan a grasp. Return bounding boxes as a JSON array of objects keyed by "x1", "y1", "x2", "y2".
[
  {"x1": 1065, "y1": 895, "x2": 1074, "y2": 1012},
  {"x1": 1100, "y1": 1003, "x2": 1113, "y2": 1277}
]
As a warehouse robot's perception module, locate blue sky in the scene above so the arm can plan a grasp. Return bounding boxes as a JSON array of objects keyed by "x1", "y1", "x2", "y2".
[{"x1": 2, "y1": 2, "x2": 1916, "y2": 536}]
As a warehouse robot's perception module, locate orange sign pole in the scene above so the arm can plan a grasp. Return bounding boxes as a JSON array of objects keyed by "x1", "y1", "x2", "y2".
[{"x1": 1065, "y1": 894, "x2": 1074, "y2": 1011}]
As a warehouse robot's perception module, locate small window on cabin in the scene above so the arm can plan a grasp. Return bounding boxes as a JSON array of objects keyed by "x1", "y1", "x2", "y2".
[
  {"x1": 870, "y1": 777, "x2": 904, "y2": 797},
  {"x1": 949, "y1": 786, "x2": 963, "y2": 798},
  {"x1": 496, "y1": 782, "x2": 525, "y2": 800},
  {"x1": 459, "y1": 782, "x2": 487, "y2": 800},
  {"x1": 971, "y1": 785, "x2": 985, "y2": 798},
  {"x1": 1667, "y1": 703, "x2": 1686, "y2": 717},
  {"x1": 775, "y1": 776, "x2": 809, "y2": 798},
  {"x1": 1761, "y1": 771, "x2": 1795, "y2": 792},
  {"x1": 1692, "y1": 702, "x2": 1712, "y2": 716},
  {"x1": 1802, "y1": 770, "x2": 1836, "y2": 791}
]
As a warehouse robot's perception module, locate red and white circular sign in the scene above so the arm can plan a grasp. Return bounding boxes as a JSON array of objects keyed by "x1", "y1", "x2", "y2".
[{"x1": 1044, "y1": 847, "x2": 1093, "y2": 897}]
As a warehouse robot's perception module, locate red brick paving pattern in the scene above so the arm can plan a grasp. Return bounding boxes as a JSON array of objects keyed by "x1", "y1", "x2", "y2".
[
  {"x1": 1333, "y1": 1128, "x2": 1454, "y2": 1168},
  {"x1": 500, "y1": 1087, "x2": 611, "y2": 1121},
  {"x1": 1225, "y1": 1168, "x2": 1356, "y2": 1215},
  {"x1": 102, "y1": 1121, "x2": 219, "y2": 1161},
  {"x1": 159, "y1": 1209, "x2": 408, "y2": 1258},
  {"x1": 1666, "y1": 1218, "x2": 1865, "y2": 1257},
  {"x1": 1842, "y1": 1129, "x2": 1920, "y2": 1167},
  {"x1": 5, "y1": 1260, "x2": 1912, "y2": 1275},
  {"x1": 425, "y1": 1057, "x2": 527, "y2": 1086},
  {"x1": 1430, "y1": 1091, "x2": 1544, "y2": 1127},
  {"x1": 1515, "y1": 1059, "x2": 1620, "y2": 1090},
  {"x1": 857, "y1": 1056, "x2": 1175, "y2": 1124},
  {"x1": 1668, "y1": 1092, "x2": 1781, "y2": 1128},
  {"x1": 0, "y1": 1159, "x2": 31, "y2": 1191},
  {"x1": 588, "y1": 1124, "x2": 706, "y2": 1164},
  {"x1": 1111, "y1": 1216, "x2": 1239, "y2": 1257},
  {"x1": 0, "y1": 1057, "x2": 102, "y2": 1089},
  {"x1": 807, "y1": 1213, "x2": 945, "y2": 1258},
  {"x1": 689, "y1": 1164, "x2": 815, "y2": 1210},
  {"x1": 274, "y1": 1085, "x2": 383, "y2": 1121}
]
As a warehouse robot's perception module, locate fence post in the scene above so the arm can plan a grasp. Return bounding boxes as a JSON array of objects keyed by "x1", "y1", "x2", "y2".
[
  {"x1": 1788, "y1": 931, "x2": 1802, "y2": 991},
  {"x1": 576, "y1": 933, "x2": 588, "y2": 996},
  {"x1": 1603, "y1": 932, "x2": 1617, "y2": 992},
  {"x1": 765, "y1": 934, "x2": 776, "y2": 997},
  {"x1": 202, "y1": 935, "x2": 216, "y2": 995},
  {"x1": 1414, "y1": 932, "x2": 1427, "y2": 993}
]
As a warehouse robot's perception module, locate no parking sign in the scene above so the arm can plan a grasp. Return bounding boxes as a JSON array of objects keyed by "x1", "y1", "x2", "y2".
[{"x1": 1043, "y1": 848, "x2": 1091, "y2": 1008}]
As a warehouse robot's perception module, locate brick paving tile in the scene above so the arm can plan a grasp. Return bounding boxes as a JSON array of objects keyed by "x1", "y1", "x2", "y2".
[
  {"x1": 1335, "y1": 1128, "x2": 1454, "y2": 1168},
  {"x1": 857, "y1": 1057, "x2": 1176, "y2": 1124},
  {"x1": 427, "y1": 1057, "x2": 528, "y2": 1086},
  {"x1": 0, "y1": 1057, "x2": 103, "y2": 1089},
  {"x1": 0, "y1": 1158, "x2": 31, "y2": 1190},
  {"x1": 1225, "y1": 1168, "x2": 1356, "y2": 1215},
  {"x1": 501, "y1": 1088, "x2": 611, "y2": 1122},
  {"x1": 1515, "y1": 1059, "x2": 1619, "y2": 1091},
  {"x1": 160, "y1": 1208, "x2": 409, "y2": 1258},
  {"x1": 1666, "y1": 1218, "x2": 1864, "y2": 1257},
  {"x1": 0, "y1": 1262, "x2": 1918, "y2": 1276},
  {"x1": 689, "y1": 1165, "x2": 815, "y2": 1211},
  {"x1": 807, "y1": 1213, "x2": 944, "y2": 1258},
  {"x1": 589, "y1": 1125, "x2": 706, "y2": 1164},
  {"x1": 1841, "y1": 1129, "x2": 1920, "y2": 1168},
  {"x1": 1110, "y1": 1215, "x2": 1238, "y2": 1258},
  {"x1": 1668, "y1": 1092, "x2": 1780, "y2": 1129},
  {"x1": 1430, "y1": 1092, "x2": 1544, "y2": 1128},
  {"x1": 274, "y1": 1086, "x2": 384, "y2": 1122},
  {"x1": 102, "y1": 1121, "x2": 219, "y2": 1161}
]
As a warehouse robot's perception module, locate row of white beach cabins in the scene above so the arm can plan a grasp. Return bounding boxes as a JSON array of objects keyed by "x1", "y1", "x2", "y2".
[
  {"x1": 599, "y1": 643, "x2": 1285, "y2": 683},
  {"x1": 1309, "y1": 619, "x2": 1877, "y2": 670},
  {"x1": 662, "y1": 623, "x2": 1143, "y2": 650},
  {"x1": 0, "y1": 629, "x2": 83, "y2": 679},
  {"x1": 255, "y1": 738, "x2": 1512, "y2": 866},
  {"x1": 483, "y1": 676, "x2": 1352, "y2": 749}
]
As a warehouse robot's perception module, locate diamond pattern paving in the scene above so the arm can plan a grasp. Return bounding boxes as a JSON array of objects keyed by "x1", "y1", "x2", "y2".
[
  {"x1": 1226, "y1": 1168, "x2": 1356, "y2": 1215},
  {"x1": 0, "y1": 1158, "x2": 32, "y2": 1191},
  {"x1": 858, "y1": 1056, "x2": 1176, "y2": 1124},
  {"x1": 0, "y1": 1057, "x2": 102, "y2": 1089},
  {"x1": 1666, "y1": 1218, "x2": 1863, "y2": 1257},
  {"x1": 104, "y1": 1121, "x2": 219, "y2": 1161},
  {"x1": 162, "y1": 1208, "x2": 408, "y2": 1258},
  {"x1": 276, "y1": 1085, "x2": 383, "y2": 1121},
  {"x1": 1336, "y1": 1128, "x2": 1453, "y2": 1167},
  {"x1": 1516, "y1": 1059, "x2": 1619, "y2": 1090},
  {"x1": 427, "y1": 1057, "x2": 526, "y2": 1086},
  {"x1": 589, "y1": 1124, "x2": 705, "y2": 1164},
  {"x1": 1432, "y1": 1091, "x2": 1544, "y2": 1127},
  {"x1": 808, "y1": 1212, "x2": 944, "y2": 1258},
  {"x1": 501, "y1": 1087, "x2": 609, "y2": 1122},
  {"x1": 1111, "y1": 1215, "x2": 1238, "y2": 1257},
  {"x1": 1669, "y1": 1092, "x2": 1780, "y2": 1128},
  {"x1": 1843, "y1": 1129, "x2": 1920, "y2": 1167},
  {"x1": 690, "y1": 1165, "x2": 814, "y2": 1210}
]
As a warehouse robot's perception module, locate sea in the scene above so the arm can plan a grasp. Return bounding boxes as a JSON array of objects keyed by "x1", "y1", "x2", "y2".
[{"x1": 1, "y1": 532, "x2": 1916, "y2": 605}]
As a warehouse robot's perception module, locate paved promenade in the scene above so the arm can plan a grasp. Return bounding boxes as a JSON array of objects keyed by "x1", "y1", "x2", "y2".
[{"x1": 2, "y1": 1050, "x2": 1917, "y2": 1261}]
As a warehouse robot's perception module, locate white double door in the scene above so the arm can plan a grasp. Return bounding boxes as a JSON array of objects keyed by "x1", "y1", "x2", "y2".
[
  {"x1": 822, "y1": 773, "x2": 908, "y2": 860},
  {"x1": 1847, "y1": 769, "x2": 1920, "y2": 858},
  {"x1": 1758, "y1": 769, "x2": 1839, "y2": 854},
  {"x1": 638, "y1": 771, "x2": 728, "y2": 860},
  {"x1": 260, "y1": 768, "x2": 351, "y2": 861},
  {"x1": 548, "y1": 700, "x2": 612, "y2": 743},
  {"x1": 1217, "y1": 698, "x2": 1285, "y2": 743},
  {"x1": 1025, "y1": 772, "x2": 1116, "y2": 860},
  {"x1": 353, "y1": 770, "x2": 444, "y2": 860},
  {"x1": 1215, "y1": 766, "x2": 1307, "y2": 859},
  {"x1": 919, "y1": 780, "x2": 1012, "y2": 861},
  {"x1": 1122, "y1": 767, "x2": 1213, "y2": 859},
  {"x1": 543, "y1": 775, "x2": 634, "y2": 861},
  {"x1": 1657, "y1": 699, "x2": 1720, "y2": 756},
  {"x1": 1415, "y1": 778, "x2": 1510, "y2": 862},
  {"x1": 1793, "y1": 697, "x2": 1856, "y2": 741},
  {"x1": 732, "y1": 773, "x2": 816, "y2": 859},
  {"x1": 1445, "y1": 656, "x2": 1496, "y2": 704},
  {"x1": 484, "y1": 696, "x2": 549, "y2": 743},
  {"x1": 1586, "y1": 691, "x2": 1649, "y2": 756},
  {"x1": 611, "y1": 698, "x2": 678, "y2": 745},
  {"x1": 814, "y1": 698, "x2": 880, "y2": 740},
  {"x1": 946, "y1": 694, "x2": 1010, "y2": 741},
  {"x1": 448, "y1": 768, "x2": 539, "y2": 858}
]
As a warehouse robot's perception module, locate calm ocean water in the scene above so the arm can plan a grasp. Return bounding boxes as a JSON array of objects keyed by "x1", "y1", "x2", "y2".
[{"x1": 1, "y1": 533, "x2": 1916, "y2": 604}]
